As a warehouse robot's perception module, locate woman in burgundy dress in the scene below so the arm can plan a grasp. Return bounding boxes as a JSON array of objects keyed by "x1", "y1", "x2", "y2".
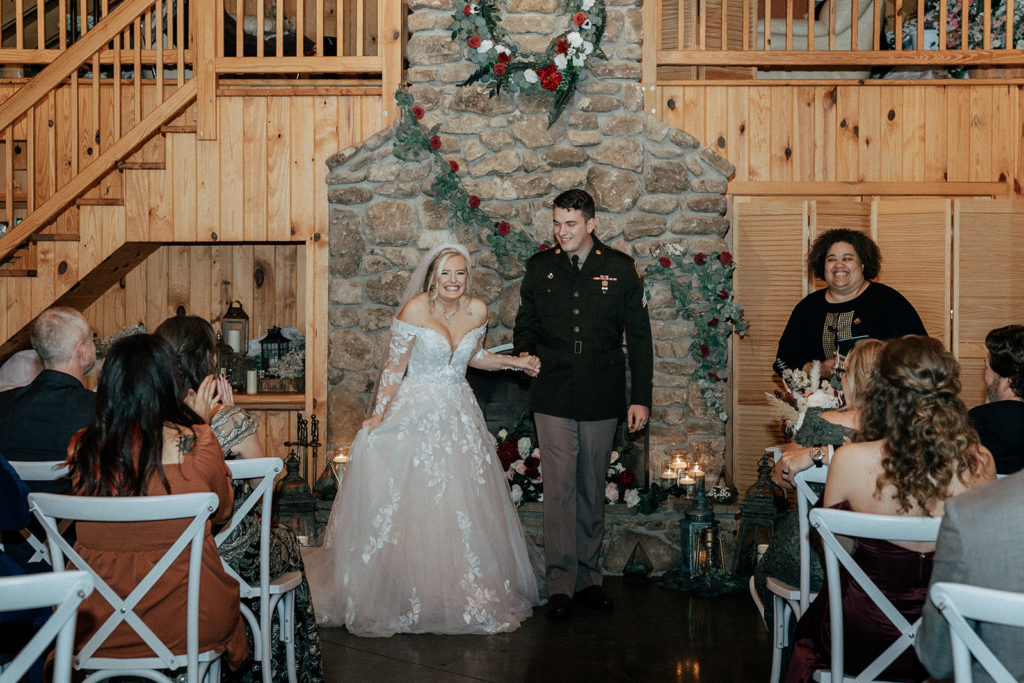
[{"x1": 786, "y1": 335, "x2": 995, "y2": 683}]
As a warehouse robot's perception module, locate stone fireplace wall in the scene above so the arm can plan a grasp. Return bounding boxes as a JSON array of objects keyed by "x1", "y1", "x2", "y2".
[{"x1": 324, "y1": 0, "x2": 737, "y2": 482}]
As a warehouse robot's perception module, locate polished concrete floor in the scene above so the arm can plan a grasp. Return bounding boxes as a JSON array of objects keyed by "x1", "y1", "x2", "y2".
[{"x1": 318, "y1": 576, "x2": 771, "y2": 682}]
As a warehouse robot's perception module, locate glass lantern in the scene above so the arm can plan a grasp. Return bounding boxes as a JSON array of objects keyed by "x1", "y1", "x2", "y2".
[
  {"x1": 222, "y1": 300, "x2": 250, "y2": 355},
  {"x1": 215, "y1": 332, "x2": 239, "y2": 389},
  {"x1": 260, "y1": 326, "x2": 291, "y2": 373}
]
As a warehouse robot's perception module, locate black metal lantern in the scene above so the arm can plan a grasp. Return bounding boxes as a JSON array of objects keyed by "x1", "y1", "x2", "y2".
[
  {"x1": 274, "y1": 449, "x2": 317, "y2": 542},
  {"x1": 679, "y1": 476, "x2": 723, "y2": 578},
  {"x1": 730, "y1": 449, "x2": 789, "y2": 575},
  {"x1": 260, "y1": 326, "x2": 290, "y2": 373},
  {"x1": 222, "y1": 300, "x2": 249, "y2": 355},
  {"x1": 215, "y1": 332, "x2": 239, "y2": 388}
]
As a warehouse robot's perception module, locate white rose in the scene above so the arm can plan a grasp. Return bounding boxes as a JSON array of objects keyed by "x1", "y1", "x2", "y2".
[
  {"x1": 478, "y1": 39, "x2": 493, "y2": 53},
  {"x1": 582, "y1": 40, "x2": 594, "y2": 55},
  {"x1": 572, "y1": 55, "x2": 586, "y2": 67},
  {"x1": 567, "y1": 31, "x2": 584, "y2": 48},
  {"x1": 510, "y1": 484, "x2": 523, "y2": 504},
  {"x1": 532, "y1": 447, "x2": 541, "y2": 459},
  {"x1": 515, "y1": 461, "x2": 527, "y2": 475},
  {"x1": 554, "y1": 53, "x2": 568, "y2": 71},
  {"x1": 523, "y1": 68, "x2": 538, "y2": 83},
  {"x1": 609, "y1": 450, "x2": 619, "y2": 463},
  {"x1": 581, "y1": 0, "x2": 595, "y2": 10},
  {"x1": 605, "y1": 483, "x2": 619, "y2": 503},
  {"x1": 624, "y1": 489, "x2": 641, "y2": 508},
  {"x1": 518, "y1": 436, "x2": 532, "y2": 457},
  {"x1": 494, "y1": 44, "x2": 510, "y2": 58},
  {"x1": 497, "y1": 428, "x2": 508, "y2": 440}
]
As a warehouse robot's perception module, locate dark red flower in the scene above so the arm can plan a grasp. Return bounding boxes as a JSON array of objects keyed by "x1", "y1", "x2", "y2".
[
  {"x1": 449, "y1": 160, "x2": 459, "y2": 173},
  {"x1": 539, "y1": 242, "x2": 551, "y2": 250},
  {"x1": 412, "y1": 105, "x2": 424, "y2": 119},
  {"x1": 556, "y1": 39, "x2": 568, "y2": 54},
  {"x1": 468, "y1": 195, "x2": 481, "y2": 209},
  {"x1": 498, "y1": 51, "x2": 511, "y2": 63},
  {"x1": 496, "y1": 442, "x2": 518, "y2": 468},
  {"x1": 468, "y1": 35, "x2": 482, "y2": 48},
  {"x1": 708, "y1": 318, "x2": 719, "y2": 327},
  {"x1": 694, "y1": 252, "x2": 707, "y2": 266},
  {"x1": 537, "y1": 64, "x2": 562, "y2": 91},
  {"x1": 524, "y1": 455, "x2": 540, "y2": 468},
  {"x1": 658, "y1": 256, "x2": 671, "y2": 267},
  {"x1": 708, "y1": 371, "x2": 721, "y2": 381},
  {"x1": 718, "y1": 289, "x2": 730, "y2": 300},
  {"x1": 525, "y1": 467, "x2": 541, "y2": 480},
  {"x1": 493, "y1": 61, "x2": 507, "y2": 76},
  {"x1": 463, "y1": 3, "x2": 472, "y2": 15},
  {"x1": 574, "y1": 11, "x2": 587, "y2": 26},
  {"x1": 496, "y1": 221, "x2": 511, "y2": 236},
  {"x1": 428, "y1": 136, "x2": 442, "y2": 150},
  {"x1": 719, "y1": 251, "x2": 733, "y2": 266},
  {"x1": 699, "y1": 344, "x2": 711, "y2": 357}
]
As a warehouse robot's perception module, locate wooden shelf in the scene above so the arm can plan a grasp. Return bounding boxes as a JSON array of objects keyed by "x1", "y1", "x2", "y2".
[{"x1": 234, "y1": 392, "x2": 305, "y2": 410}]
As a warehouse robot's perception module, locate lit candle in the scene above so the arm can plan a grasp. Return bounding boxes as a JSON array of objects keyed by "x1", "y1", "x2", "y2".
[
  {"x1": 332, "y1": 448, "x2": 350, "y2": 465},
  {"x1": 661, "y1": 468, "x2": 676, "y2": 482},
  {"x1": 245, "y1": 369, "x2": 258, "y2": 395},
  {"x1": 226, "y1": 329, "x2": 242, "y2": 354}
]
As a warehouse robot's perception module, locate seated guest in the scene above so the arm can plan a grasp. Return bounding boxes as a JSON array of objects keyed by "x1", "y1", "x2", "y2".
[
  {"x1": 65, "y1": 334, "x2": 248, "y2": 671},
  {"x1": 915, "y1": 470, "x2": 1024, "y2": 681},
  {"x1": 786, "y1": 335, "x2": 995, "y2": 683},
  {"x1": 756, "y1": 339, "x2": 884, "y2": 634},
  {"x1": 154, "y1": 315, "x2": 324, "y2": 683},
  {"x1": 774, "y1": 229, "x2": 925, "y2": 377},
  {"x1": 969, "y1": 324, "x2": 1024, "y2": 474}
]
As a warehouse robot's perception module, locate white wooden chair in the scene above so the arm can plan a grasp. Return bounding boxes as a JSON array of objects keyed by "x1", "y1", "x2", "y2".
[
  {"x1": 809, "y1": 507, "x2": 942, "y2": 682},
  {"x1": 0, "y1": 570, "x2": 93, "y2": 683},
  {"x1": 5, "y1": 461, "x2": 69, "y2": 565},
  {"x1": 216, "y1": 457, "x2": 300, "y2": 683},
  {"x1": 765, "y1": 464, "x2": 829, "y2": 683},
  {"x1": 928, "y1": 581, "x2": 1024, "y2": 683},
  {"x1": 30, "y1": 491, "x2": 224, "y2": 683}
]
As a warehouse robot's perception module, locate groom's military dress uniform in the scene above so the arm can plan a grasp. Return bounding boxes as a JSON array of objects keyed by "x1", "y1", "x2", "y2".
[{"x1": 514, "y1": 236, "x2": 653, "y2": 596}]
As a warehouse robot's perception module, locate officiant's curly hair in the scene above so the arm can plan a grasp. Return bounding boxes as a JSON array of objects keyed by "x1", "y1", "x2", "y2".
[
  {"x1": 855, "y1": 335, "x2": 985, "y2": 515},
  {"x1": 68, "y1": 334, "x2": 202, "y2": 497},
  {"x1": 154, "y1": 315, "x2": 218, "y2": 393}
]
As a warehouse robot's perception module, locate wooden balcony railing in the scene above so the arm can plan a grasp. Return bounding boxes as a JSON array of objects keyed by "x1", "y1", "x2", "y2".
[{"x1": 642, "y1": 0, "x2": 1024, "y2": 79}]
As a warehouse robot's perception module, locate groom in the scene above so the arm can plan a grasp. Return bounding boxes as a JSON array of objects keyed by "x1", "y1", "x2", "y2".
[{"x1": 514, "y1": 189, "x2": 653, "y2": 620}]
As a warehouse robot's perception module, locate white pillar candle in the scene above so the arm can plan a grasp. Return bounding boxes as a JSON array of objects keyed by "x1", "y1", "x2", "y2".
[
  {"x1": 246, "y1": 369, "x2": 258, "y2": 395},
  {"x1": 226, "y1": 329, "x2": 242, "y2": 353}
]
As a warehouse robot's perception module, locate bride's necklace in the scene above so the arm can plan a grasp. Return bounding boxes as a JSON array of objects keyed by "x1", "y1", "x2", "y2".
[{"x1": 435, "y1": 302, "x2": 458, "y2": 322}]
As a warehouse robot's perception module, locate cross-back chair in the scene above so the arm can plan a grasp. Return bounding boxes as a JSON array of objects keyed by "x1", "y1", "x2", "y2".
[
  {"x1": 809, "y1": 507, "x2": 941, "y2": 682},
  {"x1": 30, "y1": 491, "x2": 224, "y2": 683},
  {"x1": 928, "y1": 581, "x2": 1024, "y2": 683},
  {"x1": 766, "y1": 464, "x2": 829, "y2": 683},
  {"x1": 0, "y1": 570, "x2": 93, "y2": 683},
  {"x1": 4, "y1": 461, "x2": 68, "y2": 565},
  {"x1": 215, "y1": 457, "x2": 300, "y2": 683}
]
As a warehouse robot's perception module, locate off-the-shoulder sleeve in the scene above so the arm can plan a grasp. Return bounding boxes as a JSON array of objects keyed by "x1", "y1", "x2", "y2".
[
  {"x1": 209, "y1": 405, "x2": 259, "y2": 457},
  {"x1": 372, "y1": 319, "x2": 417, "y2": 417}
]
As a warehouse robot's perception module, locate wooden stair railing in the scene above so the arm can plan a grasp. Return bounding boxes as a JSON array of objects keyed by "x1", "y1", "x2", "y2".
[{"x1": 0, "y1": 0, "x2": 196, "y2": 264}]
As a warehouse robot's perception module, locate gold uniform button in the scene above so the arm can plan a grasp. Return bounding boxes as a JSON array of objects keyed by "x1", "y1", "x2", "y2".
[
  {"x1": 573, "y1": 309, "x2": 580, "y2": 315},
  {"x1": 573, "y1": 291, "x2": 580, "y2": 298},
  {"x1": 573, "y1": 326, "x2": 580, "y2": 333}
]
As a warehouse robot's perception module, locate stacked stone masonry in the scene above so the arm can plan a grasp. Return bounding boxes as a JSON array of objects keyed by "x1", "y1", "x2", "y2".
[{"x1": 325, "y1": 0, "x2": 736, "y2": 483}]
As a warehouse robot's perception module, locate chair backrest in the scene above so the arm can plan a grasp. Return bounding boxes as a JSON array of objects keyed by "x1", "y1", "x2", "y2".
[
  {"x1": 929, "y1": 582, "x2": 1024, "y2": 683},
  {"x1": 5, "y1": 461, "x2": 69, "y2": 565},
  {"x1": 809, "y1": 507, "x2": 941, "y2": 682},
  {"x1": 0, "y1": 570, "x2": 93, "y2": 683},
  {"x1": 793, "y1": 465, "x2": 828, "y2": 615},
  {"x1": 29, "y1": 491, "x2": 219, "y2": 682}
]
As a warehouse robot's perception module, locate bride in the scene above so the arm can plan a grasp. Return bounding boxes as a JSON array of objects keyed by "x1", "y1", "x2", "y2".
[{"x1": 304, "y1": 243, "x2": 542, "y2": 636}]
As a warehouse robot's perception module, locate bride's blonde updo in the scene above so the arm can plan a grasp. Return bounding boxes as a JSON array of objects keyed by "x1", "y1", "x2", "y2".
[
  {"x1": 856, "y1": 335, "x2": 983, "y2": 514},
  {"x1": 422, "y1": 247, "x2": 472, "y2": 302}
]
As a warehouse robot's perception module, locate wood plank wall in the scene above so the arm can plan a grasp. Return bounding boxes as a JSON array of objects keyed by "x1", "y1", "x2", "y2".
[{"x1": 654, "y1": 83, "x2": 1023, "y2": 192}]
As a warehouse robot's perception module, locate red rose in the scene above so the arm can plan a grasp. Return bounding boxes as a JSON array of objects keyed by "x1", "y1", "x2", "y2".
[
  {"x1": 658, "y1": 256, "x2": 671, "y2": 267},
  {"x1": 694, "y1": 252, "x2": 707, "y2": 265},
  {"x1": 719, "y1": 251, "x2": 733, "y2": 266},
  {"x1": 718, "y1": 289, "x2": 730, "y2": 300},
  {"x1": 540, "y1": 66, "x2": 562, "y2": 91},
  {"x1": 699, "y1": 344, "x2": 711, "y2": 357},
  {"x1": 708, "y1": 371, "x2": 721, "y2": 381},
  {"x1": 468, "y1": 35, "x2": 482, "y2": 48},
  {"x1": 524, "y1": 455, "x2": 540, "y2": 468},
  {"x1": 498, "y1": 51, "x2": 511, "y2": 63},
  {"x1": 463, "y1": 3, "x2": 472, "y2": 15},
  {"x1": 525, "y1": 467, "x2": 541, "y2": 480},
  {"x1": 468, "y1": 195, "x2": 481, "y2": 209},
  {"x1": 412, "y1": 105, "x2": 424, "y2": 119},
  {"x1": 539, "y1": 242, "x2": 551, "y2": 250},
  {"x1": 496, "y1": 442, "x2": 518, "y2": 468},
  {"x1": 494, "y1": 62, "x2": 507, "y2": 76},
  {"x1": 496, "y1": 221, "x2": 511, "y2": 236},
  {"x1": 708, "y1": 318, "x2": 719, "y2": 327},
  {"x1": 428, "y1": 136, "x2": 442, "y2": 150},
  {"x1": 449, "y1": 160, "x2": 459, "y2": 173},
  {"x1": 556, "y1": 39, "x2": 568, "y2": 54},
  {"x1": 574, "y1": 11, "x2": 587, "y2": 25}
]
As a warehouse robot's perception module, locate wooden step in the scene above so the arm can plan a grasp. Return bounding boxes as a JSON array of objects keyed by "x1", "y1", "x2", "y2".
[
  {"x1": 76, "y1": 197, "x2": 124, "y2": 207},
  {"x1": 0, "y1": 240, "x2": 37, "y2": 277},
  {"x1": 117, "y1": 161, "x2": 166, "y2": 170},
  {"x1": 160, "y1": 125, "x2": 197, "y2": 134}
]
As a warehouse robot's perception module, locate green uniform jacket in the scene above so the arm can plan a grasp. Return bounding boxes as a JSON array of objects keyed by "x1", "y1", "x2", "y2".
[{"x1": 513, "y1": 237, "x2": 653, "y2": 421}]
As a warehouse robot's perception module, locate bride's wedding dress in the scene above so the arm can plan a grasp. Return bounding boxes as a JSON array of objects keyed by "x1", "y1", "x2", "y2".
[{"x1": 303, "y1": 319, "x2": 540, "y2": 636}]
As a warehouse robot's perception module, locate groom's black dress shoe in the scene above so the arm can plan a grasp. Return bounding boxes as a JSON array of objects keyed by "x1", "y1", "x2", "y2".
[
  {"x1": 573, "y1": 585, "x2": 614, "y2": 611},
  {"x1": 546, "y1": 593, "x2": 573, "y2": 620}
]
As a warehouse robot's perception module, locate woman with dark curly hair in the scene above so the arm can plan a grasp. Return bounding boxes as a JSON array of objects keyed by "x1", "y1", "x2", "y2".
[
  {"x1": 785, "y1": 335, "x2": 995, "y2": 683},
  {"x1": 775, "y1": 229, "x2": 925, "y2": 377}
]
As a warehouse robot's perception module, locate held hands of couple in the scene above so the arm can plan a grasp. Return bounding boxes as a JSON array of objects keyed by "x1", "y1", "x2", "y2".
[{"x1": 516, "y1": 352, "x2": 541, "y2": 377}]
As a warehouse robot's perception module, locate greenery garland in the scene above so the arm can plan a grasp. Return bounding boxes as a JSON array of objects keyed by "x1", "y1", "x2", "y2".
[
  {"x1": 449, "y1": 0, "x2": 607, "y2": 128},
  {"x1": 645, "y1": 246, "x2": 749, "y2": 422}
]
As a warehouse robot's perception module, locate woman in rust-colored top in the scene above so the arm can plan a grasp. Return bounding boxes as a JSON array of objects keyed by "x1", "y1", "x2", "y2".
[{"x1": 65, "y1": 334, "x2": 248, "y2": 670}]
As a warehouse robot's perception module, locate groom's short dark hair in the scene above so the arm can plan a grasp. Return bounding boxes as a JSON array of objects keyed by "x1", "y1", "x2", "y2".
[{"x1": 553, "y1": 189, "x2": 595, "y2": 221}]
